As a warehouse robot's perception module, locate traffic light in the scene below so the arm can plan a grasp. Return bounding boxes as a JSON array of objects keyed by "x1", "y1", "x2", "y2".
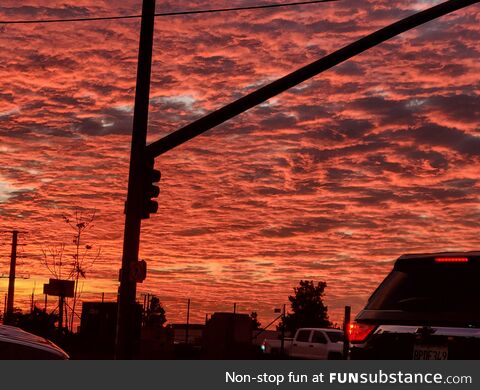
[{"x1": 140, "y1": 156, "x2": 161, "y2": 219}]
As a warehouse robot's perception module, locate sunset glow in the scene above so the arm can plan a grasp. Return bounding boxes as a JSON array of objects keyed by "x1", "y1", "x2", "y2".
[{"x1": 1, "y1": 0, "x2": 479, "y2": 327}]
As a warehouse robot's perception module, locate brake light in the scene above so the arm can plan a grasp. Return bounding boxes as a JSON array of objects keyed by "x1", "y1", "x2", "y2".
[
  {"x1": 348, "y1": 322, "x2": 376, "y2": 343},
  {"x1": 434, "y1": 257, "x2": 469, "y2": 263}
]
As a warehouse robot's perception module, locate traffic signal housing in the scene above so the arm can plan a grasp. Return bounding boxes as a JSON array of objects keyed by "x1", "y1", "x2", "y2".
[{"x1": 140, "y1": 156, "x2": 161, "y2": 219}]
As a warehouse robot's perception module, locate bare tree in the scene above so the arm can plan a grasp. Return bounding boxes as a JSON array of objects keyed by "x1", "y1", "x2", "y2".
[
  {"x1": 41, "y1": 210, "x2": 101, "y2": 332},
  {"x1": 41, "y1": 243, "x2": 66, "y2": 280},
  {"x1": 62, "y1": 209, "x2": 101, "y2": 332}
]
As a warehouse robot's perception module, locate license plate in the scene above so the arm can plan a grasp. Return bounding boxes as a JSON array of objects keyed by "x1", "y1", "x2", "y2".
[{"x1": 413, "y1": 345, "x2": 448, "y2": 360}]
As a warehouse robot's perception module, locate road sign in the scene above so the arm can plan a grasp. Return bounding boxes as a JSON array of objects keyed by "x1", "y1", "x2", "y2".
[{"x1": 43, "y1": 279, "x2": 75, "y2": 298}]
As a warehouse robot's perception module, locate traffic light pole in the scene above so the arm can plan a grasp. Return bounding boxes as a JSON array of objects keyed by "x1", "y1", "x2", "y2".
[
  {"x1": 115, "y1": 0, "x2": 478, "y2": 359},
  {"x1": 115, "y1": 0, "x2": 156, "y2": 359}
]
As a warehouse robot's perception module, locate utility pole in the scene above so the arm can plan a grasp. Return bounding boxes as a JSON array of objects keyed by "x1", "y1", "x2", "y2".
[
  {"x1": 343, "y1": 305, "x2": 351, "y2": 359},
  {"x1": 142, "y1": 294, "x2": 147, "y2": 326},
  {"x1": 115, "y1": 0, "x2": 156, "y2": 359},
  {"x1": 185, "y1": 298, "x2": 190, "y2": 344},
  {"x1": 5, "y1": 230, "x2": 18, "y2": 325},
  {"x1": 280, "y1": 303, "x2": 286, "y2": 356},
  {"x1": 30, "y1": 281, "x2": 36, "y2": 312}
]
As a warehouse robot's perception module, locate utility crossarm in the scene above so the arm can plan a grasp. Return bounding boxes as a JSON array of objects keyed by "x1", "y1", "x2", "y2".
[{"x1": 147, "y1": 0, "x2": 479, "y2": 157}]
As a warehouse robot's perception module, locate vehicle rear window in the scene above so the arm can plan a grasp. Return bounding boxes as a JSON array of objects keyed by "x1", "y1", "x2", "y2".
[{"x1": 366, "y1": 266, "x2": 480, "y2": 312}]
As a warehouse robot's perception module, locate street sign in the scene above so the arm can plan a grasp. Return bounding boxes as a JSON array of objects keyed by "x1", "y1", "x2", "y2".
[{"x1": 43, "y1": 279, "x2": 75, "y2": 298}]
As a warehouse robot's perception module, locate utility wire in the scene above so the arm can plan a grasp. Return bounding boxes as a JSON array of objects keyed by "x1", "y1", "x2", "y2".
[{"x1": 0, "y1": 0, "x2": 338, "y2": 25}]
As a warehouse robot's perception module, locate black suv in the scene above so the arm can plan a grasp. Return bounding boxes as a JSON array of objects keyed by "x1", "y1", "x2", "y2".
[{"x1": 349, "y1": 252, "x2": 480, "y2": 359}]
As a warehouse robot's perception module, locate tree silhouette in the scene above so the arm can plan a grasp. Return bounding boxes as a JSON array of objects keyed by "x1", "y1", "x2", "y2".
[
  {"x1": 250, "y1": 311, "x2": 261, "y2": 330},
  {"x1": 41, "y1": 243, "x2": 66, "y2": 280},
  {"x1": 278, "y1": 280, "x2": 332, "y2": 334},
  {"x1": 146, "y1": 296, "x2": 167, "y2": 327},
  {"x1": 9, "y1": 306, "x2": 58, "y2": 340},
  {"x1": 62, "y1": 209, "x2": 100, "y2": 332}
]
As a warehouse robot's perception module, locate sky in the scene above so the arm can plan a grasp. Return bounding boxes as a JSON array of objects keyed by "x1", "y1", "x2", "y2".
[{"x1": 0, "y1": 0, "x2": 479, "y2": 327}]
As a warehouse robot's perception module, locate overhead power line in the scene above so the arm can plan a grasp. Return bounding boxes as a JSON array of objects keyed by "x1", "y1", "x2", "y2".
[{"x1": 0, "y1": 0, "x2": 338, "y2": 25}]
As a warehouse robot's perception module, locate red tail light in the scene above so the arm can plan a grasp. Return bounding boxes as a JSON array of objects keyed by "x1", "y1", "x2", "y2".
[
  {"x1": 348, "y1": 322, "x2": 376, "y2": 343},
  {"x1": 434, "y1": 257, "x2": 469, "y2": 263}
]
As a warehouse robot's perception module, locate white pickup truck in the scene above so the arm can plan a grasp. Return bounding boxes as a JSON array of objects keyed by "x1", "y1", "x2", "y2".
[{"x1": 262, "y1": 328, "x2": 344, "y2": 359}]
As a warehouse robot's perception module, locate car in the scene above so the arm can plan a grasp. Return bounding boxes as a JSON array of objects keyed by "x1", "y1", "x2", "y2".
[
  {"x1": 290, "y1": 328, "x2": 344, "y2": 359},
  {"x1": 0, "y1": 324, "x2": 69, "y2": 359},
  {"x1": 349, "y1": 251, "x2": 480, "y2": 360},
  {"x1": 262, "y1": 328, "x2": 344, "y2": 359}
]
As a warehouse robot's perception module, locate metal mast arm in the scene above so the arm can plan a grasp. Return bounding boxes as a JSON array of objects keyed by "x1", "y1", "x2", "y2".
[{"x1": 147, "y1": 0, "x2": 479, "y2": 157}]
